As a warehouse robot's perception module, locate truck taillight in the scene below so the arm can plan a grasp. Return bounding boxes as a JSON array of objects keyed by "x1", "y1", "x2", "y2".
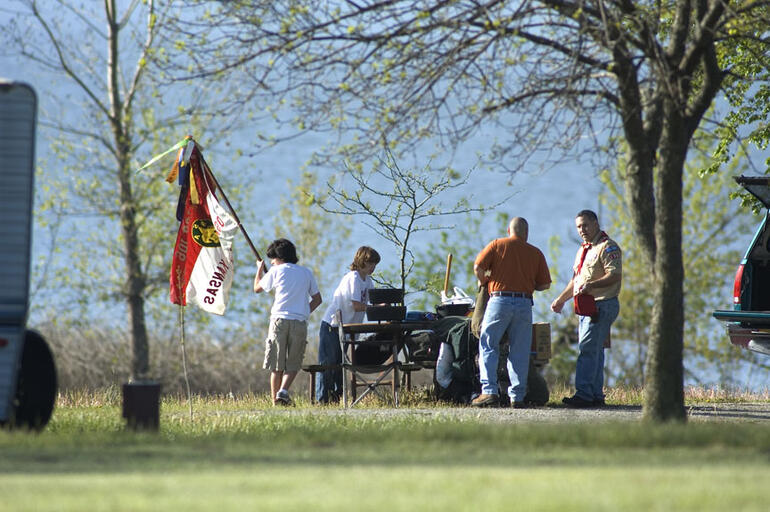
[{"x1": 733, "y1": 264, "x2": 744, "y2": 305}]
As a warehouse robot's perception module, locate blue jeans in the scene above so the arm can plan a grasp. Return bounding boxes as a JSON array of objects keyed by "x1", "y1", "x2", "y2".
[
  {"x1": 478, "y1": 296, "x2": 533, "y2": 402},
  {"x1": 316, "y1": 321, "x2": 342, "y2": 403},
  {"x1": 575, "y1": 297, "x2": 619, "y2": 401}
]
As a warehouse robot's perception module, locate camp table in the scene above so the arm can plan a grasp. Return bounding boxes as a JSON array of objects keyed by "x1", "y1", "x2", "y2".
[{"x1": 340, "y1": 320, "x2": 434, "y2": 407}]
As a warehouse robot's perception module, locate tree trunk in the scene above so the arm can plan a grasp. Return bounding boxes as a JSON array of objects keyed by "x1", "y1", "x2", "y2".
[
  {"x1": 643, "y1": 110, "x2": 687, "y2": 422},
  {"x1": 119, "y1": 160, "x2": 150, "y2": 380},
  {"x1": 108, "y1": 0, "x2": 150, "y2": 381},
  {"x1": 622, "y1": 153, "x2": 657, "y2": 267}
]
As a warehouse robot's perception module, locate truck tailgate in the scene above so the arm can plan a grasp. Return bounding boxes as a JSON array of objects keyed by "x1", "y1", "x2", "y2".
[
  {"x1": 714, "y1": 310, "x2": 770, "y2": 356},
  {"x1": 713, "y1": 309, "x2": 770, "y2": 326}
]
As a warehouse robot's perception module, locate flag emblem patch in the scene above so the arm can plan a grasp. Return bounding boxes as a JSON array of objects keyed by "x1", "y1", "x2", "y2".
[{"x1": 192, "y1": 219, "x2": 221, "y2": 247}]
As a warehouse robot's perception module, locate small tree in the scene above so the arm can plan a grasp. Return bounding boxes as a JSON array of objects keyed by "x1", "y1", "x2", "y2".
[{"x1": 319, "y1": 150, "x2": 504, "y2": 295}]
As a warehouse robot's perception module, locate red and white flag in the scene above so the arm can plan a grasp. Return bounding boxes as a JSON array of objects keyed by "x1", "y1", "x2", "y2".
[{"x1": 169, "y1": 141, "x2": 237, "y2": 315}]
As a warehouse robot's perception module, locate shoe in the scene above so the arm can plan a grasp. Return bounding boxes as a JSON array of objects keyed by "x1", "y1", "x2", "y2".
[
  {"x1": 470, "y1": 393, "x2": 499, "y2": 408},
  {"x1": 511, "y1": 401, "x2": 528, "y2": 409},
  {"x1": 275, "y1": 389, "x2": 293, "y2": 406},
  {"x1": 562, "y1": 395, "x2": 595, "y2": 408},
  {"x1": 593, "y1": 398, "x2": 606, "y2": 407}
]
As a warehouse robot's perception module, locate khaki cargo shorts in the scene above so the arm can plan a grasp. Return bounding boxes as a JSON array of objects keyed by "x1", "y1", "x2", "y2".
[{"x1": 263, "y1": 317, "x2": 308, "y2": 372}]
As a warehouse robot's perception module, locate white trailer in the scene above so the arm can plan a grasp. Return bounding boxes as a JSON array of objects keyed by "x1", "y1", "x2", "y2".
[{"x1": 0, "y1": 80, "x2": 57, "y2": 430}]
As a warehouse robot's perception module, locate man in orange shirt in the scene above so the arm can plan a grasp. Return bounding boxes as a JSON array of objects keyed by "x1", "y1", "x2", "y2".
[{"x1": 471, "y1": 217, "x2": 551, "y2": 408}]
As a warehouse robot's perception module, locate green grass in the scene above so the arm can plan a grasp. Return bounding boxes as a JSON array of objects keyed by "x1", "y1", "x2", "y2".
[{"x1": 1, "y1": 391, "x2": 769, "y2": 511}]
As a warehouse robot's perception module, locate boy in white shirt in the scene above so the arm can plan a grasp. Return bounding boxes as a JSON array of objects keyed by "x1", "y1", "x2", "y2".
[
  {"x1": 316, "y1": 246, "x2": 381, "y2": 403},
  {"x1": 254, "y1": 239, "x2": 322, "y2": 405}
]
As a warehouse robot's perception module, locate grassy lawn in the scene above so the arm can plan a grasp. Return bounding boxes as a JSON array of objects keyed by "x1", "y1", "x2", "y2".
[{"x1": 1, "y1": 391, "x2": 769, "y2": 511}]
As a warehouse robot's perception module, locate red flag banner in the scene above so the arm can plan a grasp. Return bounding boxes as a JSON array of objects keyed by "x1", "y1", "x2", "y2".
[{"x1": 170, "y1": 141, "x2": 237, "y2": 315}]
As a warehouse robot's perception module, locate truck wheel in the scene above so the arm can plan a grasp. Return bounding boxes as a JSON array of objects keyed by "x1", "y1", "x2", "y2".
[{"x1": 11, "y1": 330, "x2": 57, "y2": 430}]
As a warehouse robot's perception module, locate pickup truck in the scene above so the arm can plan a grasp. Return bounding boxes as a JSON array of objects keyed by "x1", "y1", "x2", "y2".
[
  {"x1": 713, "y1": 176, "x2": 770, "y2": 357},
  {"x1": 0, "y1": 81, "x2": 57, "y2": 429}
]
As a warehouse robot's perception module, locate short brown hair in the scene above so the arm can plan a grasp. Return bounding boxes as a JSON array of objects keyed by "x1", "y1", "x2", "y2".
[
  {"x1": 576, "y1": 209, "x2": 598, "y2": 222},
  {"x1": 350, "y1": 246, "x2": 381, "y2": 271}
]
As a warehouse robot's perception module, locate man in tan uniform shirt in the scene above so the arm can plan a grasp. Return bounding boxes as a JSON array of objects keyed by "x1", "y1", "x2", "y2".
[{"x1": 551, "y1": 210, "x2": 622, "y2": 408}]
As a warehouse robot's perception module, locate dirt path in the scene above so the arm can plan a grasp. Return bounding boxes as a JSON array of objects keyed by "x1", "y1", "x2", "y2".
[{"x1": 285, "y1": 402, "x2": 770, "y2": 423}]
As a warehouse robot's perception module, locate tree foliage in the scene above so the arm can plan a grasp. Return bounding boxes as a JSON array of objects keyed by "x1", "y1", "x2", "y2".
[
  {"x1": 406, "y1": 213, "x2": 494, "y2": 310},
  {"x1": 272, "y1": 170, "x2": 352, "y2": 346},
  {"x1": 275, "y1": 171, "x2": 351, "y2": 287}
]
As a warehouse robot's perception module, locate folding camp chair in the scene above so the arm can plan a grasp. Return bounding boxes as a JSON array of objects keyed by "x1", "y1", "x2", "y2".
[{"x1": 336, "y1": 311, "x2": 400, "y2": 407}]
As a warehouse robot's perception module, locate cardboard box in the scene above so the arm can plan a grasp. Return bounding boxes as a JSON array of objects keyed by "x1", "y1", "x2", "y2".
[{"x1": 531, "y1": 322, "x2": 551, "y2": 360}]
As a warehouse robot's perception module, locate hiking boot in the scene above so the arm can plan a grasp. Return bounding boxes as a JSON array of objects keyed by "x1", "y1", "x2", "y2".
[
  {"x1": 470, "y1": 393, "x2": 499, "y2": 408},
  {"x1": 562, "y1": 395, "x2": 595, "y2": 408}
]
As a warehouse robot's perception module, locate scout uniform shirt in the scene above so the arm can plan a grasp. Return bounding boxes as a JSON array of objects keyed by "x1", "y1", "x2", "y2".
[{"x1": 572, "y1": 231, "x2": 622, "y2": 301}]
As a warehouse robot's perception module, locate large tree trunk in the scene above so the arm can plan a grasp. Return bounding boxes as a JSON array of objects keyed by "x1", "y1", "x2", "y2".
[
  {"x1": 643, "y1": 109, "x2": 687, "y2": 422},
  {"x1": 616, "y1": 40, "x2": 689, "y2": 420},
  {"x1": 622, "y1": 153, "x2": 657, "y2": 267}
]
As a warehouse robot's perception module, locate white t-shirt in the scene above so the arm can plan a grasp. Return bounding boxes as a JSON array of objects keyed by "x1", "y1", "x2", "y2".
[
  {"x1": 321, "y1": 270, "x2": 374, "y2": 325},
  {"x1": 259, "y1": 263, "x2": 320, "y2": 321}
]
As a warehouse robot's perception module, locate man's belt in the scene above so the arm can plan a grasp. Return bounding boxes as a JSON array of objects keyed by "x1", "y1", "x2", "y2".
[{"x1": 490, "y1": 291, "x2": 532, "y2": 299}]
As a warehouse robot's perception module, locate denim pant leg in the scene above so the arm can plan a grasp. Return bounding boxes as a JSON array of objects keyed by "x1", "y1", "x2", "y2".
[
  {"x1": 593, "y1": 298, "x2": 619, "y2": 399},
  {"x1": 479, "y1": 297, "x2": 514, "y2": 395},
  {"x1": 316, "y1": 321, "x2": 342, "y2": 402},
  {"x1": 505, "y1": 299, "x2": 533, "y2": 402},
  {"x1": 575, "y1": 297, "x2": 619, "y2": 401}
]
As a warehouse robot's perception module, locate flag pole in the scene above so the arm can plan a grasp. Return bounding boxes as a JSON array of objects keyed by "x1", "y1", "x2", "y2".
[
  {"x1": 199, "y1": 154, "x2": 263, "y2": 262},
  {"x1": 138, "y1": 135, "x2": 264, "y2": 262}
]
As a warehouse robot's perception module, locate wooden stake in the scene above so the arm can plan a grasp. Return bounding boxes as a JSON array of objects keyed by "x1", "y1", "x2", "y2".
[{"x1": 443, "y1": 253, "x2": 453, "y2": 296}]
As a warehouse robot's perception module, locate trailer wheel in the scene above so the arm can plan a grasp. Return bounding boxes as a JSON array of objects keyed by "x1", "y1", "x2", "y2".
[{"x1": 11, "y1": 330, "x2": 57, "y2": 430}]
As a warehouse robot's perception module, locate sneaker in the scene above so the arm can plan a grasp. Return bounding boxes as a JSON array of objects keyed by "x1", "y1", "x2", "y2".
[
  {"x1": 275, "y1": 389, "x2": 293, "y2": 406},
  {"x1": 562, "y1": 395, "x2": 595, "y2": 408},
  {"x1": 470, "y1": 393, "x2": 499, "y2": 408}
]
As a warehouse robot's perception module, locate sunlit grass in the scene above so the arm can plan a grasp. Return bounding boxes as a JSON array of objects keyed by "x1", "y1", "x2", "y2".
[
  {"x1": 3, "y1": 389, "x2": 770, "y2": 511},
  {"x1": 39, "y1": 388, "x2": 770, "y2": 449},
  {"x1": 54, "y1": 383, "x2": 770, "y2": 411},
  {"x1": 683, "y1": 385, "x2": 770, "y2": 403}
]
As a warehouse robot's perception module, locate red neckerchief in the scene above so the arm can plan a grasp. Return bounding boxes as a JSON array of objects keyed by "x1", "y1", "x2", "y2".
[{"x1": 576, "y1": 231, "x2": 608, "y2": 274}]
